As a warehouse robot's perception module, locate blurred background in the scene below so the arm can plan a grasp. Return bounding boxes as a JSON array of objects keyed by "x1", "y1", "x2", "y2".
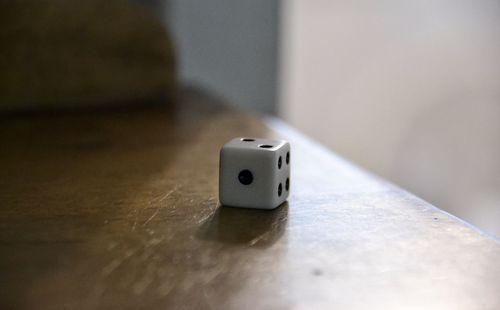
[
  {"x1": 2, "y1": 0, "x2": 499, "y2": 236},
  {"x1": 278, "y1": 0, "x2": 500, "y2": 237}
]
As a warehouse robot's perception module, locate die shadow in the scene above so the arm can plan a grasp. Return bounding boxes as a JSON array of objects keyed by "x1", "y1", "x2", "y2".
[{"x1": 196, "y1": 202, "x2": 289, "y2": 248}]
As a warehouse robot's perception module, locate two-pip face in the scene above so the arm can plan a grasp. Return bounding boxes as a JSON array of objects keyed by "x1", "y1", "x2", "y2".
[{"x1": 219, "y1": 137, "x2": 290, "y2": 209}]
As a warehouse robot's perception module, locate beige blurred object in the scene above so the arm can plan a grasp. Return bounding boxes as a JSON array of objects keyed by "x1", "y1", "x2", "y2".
[
  {"x1": 280, "y1": 0, "x2": 500, "y2": 236},
  {"x1": 0, "y1": 0, "x2": 176, "y2": 109}
]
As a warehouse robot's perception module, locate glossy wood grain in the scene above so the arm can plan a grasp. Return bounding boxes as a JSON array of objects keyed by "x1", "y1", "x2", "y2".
[{"x1": 0, "y1": 89, "x2": 499, "y2": 309}]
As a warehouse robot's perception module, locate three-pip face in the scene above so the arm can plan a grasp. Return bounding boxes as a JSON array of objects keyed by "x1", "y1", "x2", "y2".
[{"x1": 219, "y1": 137, "x2": 290, "y2": 209}]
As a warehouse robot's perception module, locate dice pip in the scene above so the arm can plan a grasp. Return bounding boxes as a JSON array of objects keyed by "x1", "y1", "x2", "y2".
[{"x1": 219, "y1": 137, "x2": 290, "y2": 209}]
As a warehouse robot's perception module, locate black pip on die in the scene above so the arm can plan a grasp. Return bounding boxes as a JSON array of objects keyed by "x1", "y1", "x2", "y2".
[{"x1": 219, "y1": 137, "x2": 290, "y2": 209}]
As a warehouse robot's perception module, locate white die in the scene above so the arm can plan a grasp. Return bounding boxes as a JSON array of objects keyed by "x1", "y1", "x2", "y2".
[{"x1": 219, "y1": 137, "x2": 290, "y2": 209}]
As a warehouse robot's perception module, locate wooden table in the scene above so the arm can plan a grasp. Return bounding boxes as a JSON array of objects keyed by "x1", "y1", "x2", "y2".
[{"x1": 1, "y1": 89, "x2": 499, "y2": 309}]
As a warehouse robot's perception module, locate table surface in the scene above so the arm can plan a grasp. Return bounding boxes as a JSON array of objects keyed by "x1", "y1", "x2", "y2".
[{"x1": 1, "y1": 89, "x2": 499, "y2": 310}]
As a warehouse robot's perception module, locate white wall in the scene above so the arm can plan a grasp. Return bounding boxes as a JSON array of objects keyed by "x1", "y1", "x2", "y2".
[
  {"x1": 280, "y1": 0, "x2": 500, "y2": 236},
  {"x1": 168, "y1": 0, "x2": 279, "y2": 114}
]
